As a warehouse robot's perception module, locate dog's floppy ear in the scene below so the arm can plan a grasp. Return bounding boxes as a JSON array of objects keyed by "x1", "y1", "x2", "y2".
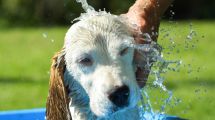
[{"x1": 46, "y1": 49, "x2": 72, "y2": 120}]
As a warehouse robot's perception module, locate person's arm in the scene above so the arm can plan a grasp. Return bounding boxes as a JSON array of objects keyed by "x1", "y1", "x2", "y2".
[
  {"x1": 125, "y1": 0, "x2": 173, "y2": 87},
  {"x1": 133, "y1": 0, "x2": 173, "y2": 17},
  {"x1": 126, "y1": 0, "x2": 173, "y2": 42}
]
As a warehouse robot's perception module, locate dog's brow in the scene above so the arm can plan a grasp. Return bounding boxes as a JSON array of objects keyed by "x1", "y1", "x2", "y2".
[{"x1": 94, "y1": 34, "x2": 108, "y2": 53}]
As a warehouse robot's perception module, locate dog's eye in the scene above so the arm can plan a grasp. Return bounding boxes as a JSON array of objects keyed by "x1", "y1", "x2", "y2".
[
  {"x1": 79, "y1": 57, "x2": 93, "y2": 66},
  {"x1": 120, "y1": 47, "x2": 129, "y2": 56}
]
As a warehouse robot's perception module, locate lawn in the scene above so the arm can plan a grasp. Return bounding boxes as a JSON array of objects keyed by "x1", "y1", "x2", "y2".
[{"x1": 0, "y1": 21, "x2": 215, "y2": 120}]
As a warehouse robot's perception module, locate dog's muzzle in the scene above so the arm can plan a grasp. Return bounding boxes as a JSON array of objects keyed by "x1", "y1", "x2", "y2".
[{"x1": 108, "y1": 85, "x2": 130, "y2": 108}]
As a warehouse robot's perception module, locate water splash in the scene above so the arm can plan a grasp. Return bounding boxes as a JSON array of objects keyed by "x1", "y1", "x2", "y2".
[
  {"x1": 73, "y1": 0, "x2": 114, "y2": 23},
  {"x1": 75, "y1": 0, "x2": 94, "y2": 12},
  {"x1": 186, "y1": 23, "x2": 197, "y2": 40},
  {"x1": 160, "y1": 91, "x2": 173, "y2": 112},
  {"x1": 140, "y1": 89, "x2": 155, "y2": 119},
  {"x1": 42, "y1": 33, "x2": 48, "y2": 38},
  {"x1": 51, "y1": 39, "x2": 55, "y2": 43},
  {"x1": 126, "y1": 34, "x2": 182, "y2": 119},
  {"x1": 128, "y1": 38, "x2": 181, "y2": 91},
  {"x1": 138, "y1": 88, "x2": 175, "y2": 120},
  {"x1": 42, "y1": 32, "x2": 55, "y2": 43}
]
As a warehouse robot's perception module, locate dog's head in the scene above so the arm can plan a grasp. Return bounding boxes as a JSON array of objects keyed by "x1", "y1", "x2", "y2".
[{"x1": 46, "y1": 15, "x2": 141, "y2": 119}]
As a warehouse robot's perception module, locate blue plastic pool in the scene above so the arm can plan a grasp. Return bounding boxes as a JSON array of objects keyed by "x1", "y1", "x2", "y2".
[{"x1": 0, "y1": 108, "x2": 183, "y2": 120}]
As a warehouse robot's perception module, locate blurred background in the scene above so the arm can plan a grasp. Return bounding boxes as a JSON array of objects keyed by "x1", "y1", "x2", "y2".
[{"x1": 0, "y1": 0, "x2": 214, "y2": 119}]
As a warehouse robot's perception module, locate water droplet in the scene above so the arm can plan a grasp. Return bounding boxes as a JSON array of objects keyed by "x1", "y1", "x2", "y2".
[
  {"x1": 51, "y1": 39, "x2": 55, "y2": 43},
  {"x1": 42, "y1": 33, "x2": 48, "y2": 38}
]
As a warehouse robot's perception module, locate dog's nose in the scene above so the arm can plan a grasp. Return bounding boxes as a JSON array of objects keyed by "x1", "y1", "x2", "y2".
[{"x1": 108, "y1": 85, "x2": 129, "y2": 107}]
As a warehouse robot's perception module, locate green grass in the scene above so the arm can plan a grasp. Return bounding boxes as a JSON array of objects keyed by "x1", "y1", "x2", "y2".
[
  {"x1": 0, "y1": 21, "x2": 215, "y2": 120},
  {"x1": 147, "y1": 21, "x2": 215, "y2": 120},
  {"x1": 0, "y1": 27, "x2": 67, "y2": 109}
]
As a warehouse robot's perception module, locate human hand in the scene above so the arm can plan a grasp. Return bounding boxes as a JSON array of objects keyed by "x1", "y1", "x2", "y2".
[{"x1": 122, "y1": 0, "x2": 160, "y2": 88}]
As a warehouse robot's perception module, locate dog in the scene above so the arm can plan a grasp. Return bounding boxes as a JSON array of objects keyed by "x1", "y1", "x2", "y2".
[{"x1": 46, "y1": 13, "x2": 143, "y2": 120}]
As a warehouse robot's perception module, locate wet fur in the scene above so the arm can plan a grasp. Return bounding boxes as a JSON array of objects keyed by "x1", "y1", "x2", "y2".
[{"x1": 46, "y1": 15, "x2": 140, "y2": 120}]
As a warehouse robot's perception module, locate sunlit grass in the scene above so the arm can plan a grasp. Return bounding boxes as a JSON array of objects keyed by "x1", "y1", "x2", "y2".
[
  {"x1": 0, "y1": 27, "x2": 67, "y2": 110},
  {"x1": 0, "y1": 21, "x2": 214, "y2": 119}
]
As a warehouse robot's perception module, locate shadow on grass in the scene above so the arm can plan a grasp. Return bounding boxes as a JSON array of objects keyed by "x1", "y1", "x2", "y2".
[{"x1": 0, "y1": 77, "x2": 48, "y2": 85}]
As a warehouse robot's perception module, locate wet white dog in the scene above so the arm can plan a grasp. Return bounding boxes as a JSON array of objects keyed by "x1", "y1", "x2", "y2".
[{"x1": 46, "y1": 14, "x2": 141, "y2": 120}]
